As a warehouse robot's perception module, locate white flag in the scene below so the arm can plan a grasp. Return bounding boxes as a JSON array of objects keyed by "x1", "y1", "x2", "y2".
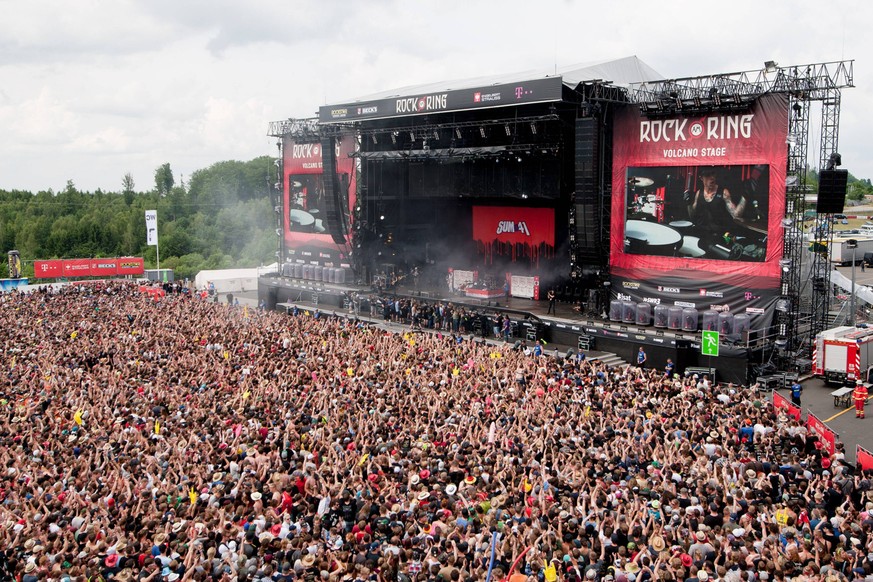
[{"x1": 145, "y1": 210, "x2": 158, "y2": 246}]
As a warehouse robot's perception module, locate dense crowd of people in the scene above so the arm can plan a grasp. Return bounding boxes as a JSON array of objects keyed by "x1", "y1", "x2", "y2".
[{"x1": 2, "y1": 282, "x2": 873, "y2": 582}]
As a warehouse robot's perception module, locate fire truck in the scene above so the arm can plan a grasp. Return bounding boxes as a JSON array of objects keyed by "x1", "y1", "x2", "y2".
[{"x1": 813, "y1": 326, "x2": 873, "y2": 386}]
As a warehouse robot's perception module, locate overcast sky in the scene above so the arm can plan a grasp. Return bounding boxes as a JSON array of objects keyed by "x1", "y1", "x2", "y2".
[{"x1": 0, "y1": 0, "x2": 868, "y2": 193}]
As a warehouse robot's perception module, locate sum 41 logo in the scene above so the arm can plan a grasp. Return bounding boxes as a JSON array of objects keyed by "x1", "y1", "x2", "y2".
[{"x1": 496, "y1": 221, "x2": 530, "y2": 236}]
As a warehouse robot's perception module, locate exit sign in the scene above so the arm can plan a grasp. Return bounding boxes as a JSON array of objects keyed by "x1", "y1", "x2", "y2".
[{"x1": 701, "y1": 330, "x2": 720, "y2": 356}]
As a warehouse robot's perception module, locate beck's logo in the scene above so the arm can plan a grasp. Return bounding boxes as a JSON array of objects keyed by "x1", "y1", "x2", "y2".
[{"x1": 496, "y1": 221, "x2": 530, "y2": 236}]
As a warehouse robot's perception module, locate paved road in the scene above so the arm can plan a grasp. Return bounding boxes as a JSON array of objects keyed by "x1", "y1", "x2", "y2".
[{"x1": 790, "y1": 375, "x2": 872, "y2": 465}]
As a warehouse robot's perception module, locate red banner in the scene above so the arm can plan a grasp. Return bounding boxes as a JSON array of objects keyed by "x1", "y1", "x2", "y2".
[
  {"x1": 117, "y1": 257, "x2": 145, "y2": 275},
  {"x1": 609, "y1": 93, "x2": 789, "y2": 297},
  {"x1": 773, "y1": 391, "x2": 802, "y2": 421},
  {"x1": 89, "y1": 259, "x2": 118, "y2": 277},
  {"x1": 472, "y1": 206, "x2": 555, "y2": 262},
  {"x1": 806, "y1": 412, "x2": 837, "y2": 456},
  {"x1": 63, "y1": 258, "x2": 92, "y2": 277},
  {"x1": 858, "y1": 445, "x2": 873, "y2": 471},
  {"x1": 34, "y1": 260, "x2": 64, "y2": 279},
  {"x1": 33, "y1": 258, "x2": 146, "y2": 279}
]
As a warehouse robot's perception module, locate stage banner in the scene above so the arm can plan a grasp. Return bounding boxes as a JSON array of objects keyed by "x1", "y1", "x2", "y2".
[
  {"x1": 33, "y1": 260, "x2": 64, "y2": 279},
  {"x1": 806, "y1": 412, "x2": 837, "y2": 456},
  {"x1": 609, "y1": 94, "x2": 789, "y2": 316},
  {"x1": 511, "y1": 275, "x2": 540, "y2": 300},
  {"x1": 117, "y1": 257, "x2": 145, "y2": 276},
  {"x1": 857, "y1": 445, "x2": 873, "y2": 471},
  {"x1": 63, "y1": 258, "x2": 92, "y2": 278},
  {"x1": 448, "y1": 268, "x2": 478, "y2": 292},
  {"x1": 319, "y1": 76, "x2": 564, "y2": 122},
  {"x1": 773, "y1": 391, "x2": 802, "y2": 421},
  {"x1": 283, "y1": 134, "x2": 356, "y2": 268},
  {"x1": 472, "y1": 206, "x2": 555, "y2": 262}
]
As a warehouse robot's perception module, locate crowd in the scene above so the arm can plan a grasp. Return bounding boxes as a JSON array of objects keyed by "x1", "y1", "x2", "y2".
[{"x1": 1, "y1": 282, "x2": 873, "y2": 582}]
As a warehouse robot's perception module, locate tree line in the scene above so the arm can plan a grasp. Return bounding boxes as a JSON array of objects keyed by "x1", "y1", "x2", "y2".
[{"x1": 0, "y1": 157, "x2": 278, "y2": 281}]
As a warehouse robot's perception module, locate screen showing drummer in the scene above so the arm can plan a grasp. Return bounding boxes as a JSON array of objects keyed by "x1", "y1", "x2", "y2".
[{"x1": 624, "y1": 164, "x2": 769, "y2": 262}]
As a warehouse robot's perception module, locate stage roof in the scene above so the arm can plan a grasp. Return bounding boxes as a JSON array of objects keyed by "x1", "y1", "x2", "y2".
[{"x1": 319, "y1": 56, "x2": 662, "y2": 123}]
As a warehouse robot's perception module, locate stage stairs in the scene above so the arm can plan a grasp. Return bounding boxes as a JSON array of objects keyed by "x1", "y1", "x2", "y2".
[{"x1": 588, "y1": 352, "x2": 628, "y2": 368}]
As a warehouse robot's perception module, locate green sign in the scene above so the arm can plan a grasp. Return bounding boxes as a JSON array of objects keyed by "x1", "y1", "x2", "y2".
[{"x1": 701, "y1": 330, "x2": 720, "y2": 356}]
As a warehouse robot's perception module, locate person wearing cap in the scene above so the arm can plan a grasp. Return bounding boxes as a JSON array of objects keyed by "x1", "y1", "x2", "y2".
[{"x1": 854, "y1": 382, "x2": 868, "y2": 419}]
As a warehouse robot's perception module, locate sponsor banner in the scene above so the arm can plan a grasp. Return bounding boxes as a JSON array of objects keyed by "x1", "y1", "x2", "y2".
[
  {"x1": 34, "y1": 260, "x2": 64, "y2": 279},
  {"x1": 118, "y1": 257, "x2": 145, "y2": 275},
  {"x1": 473, "y1": 206, "x2": 555, "y2": 263},
  {"x1": 145, "y1": 210, "x2": 158, "y2": 246},
  {"x1": 283, "y1": 134, "x2": 357, "y2": 264},
  {"x1": 773, "y1": 391, "x2": 802, "y2": 421},
  {"x1": 90, "y1": 259, "x2": 118, "y2": 277},
  {"x1": 63, "y1": 258, "x2": 92, "y2": 277},
  {"x1": 857, "y1": 445, "x2": 873, "y2": 471},
  {"x1": 319, "y1": 77, "x2": 564, "y2": 122},
  {"x1": 806, "y1": 412, "x2": 837, "y2": 456},
  {"x1": 34, "y1": 258, "x2": 146, "y2": 279},
  {"x1": 611, "y1": 274, "x2": 776, "y2": 330},
  {"x1": 610, "y1": 94, "x2": 789, "y2": 305}
]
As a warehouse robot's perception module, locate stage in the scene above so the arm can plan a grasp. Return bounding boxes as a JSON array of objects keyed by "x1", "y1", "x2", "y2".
[{"x1": 259, "y1": 272, "x2": 759, "y2": 384}]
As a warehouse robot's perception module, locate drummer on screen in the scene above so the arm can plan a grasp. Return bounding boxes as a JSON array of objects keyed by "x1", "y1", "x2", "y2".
[{"x1": 688, "y1": 167, "x2": 746, "y2": 230}]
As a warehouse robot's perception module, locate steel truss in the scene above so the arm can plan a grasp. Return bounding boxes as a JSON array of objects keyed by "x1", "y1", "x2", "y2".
[{"x1": 628, "y1": 61, "x2": 853, "y2": 369}]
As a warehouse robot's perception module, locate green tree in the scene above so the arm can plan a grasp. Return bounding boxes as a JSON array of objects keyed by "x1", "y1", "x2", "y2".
[
  {"x1": 154, "y1": 163, "x2": 174, "y2": 196},
  {"x1": 122, "y1": 172, "x2": 136, "y2": 206}
]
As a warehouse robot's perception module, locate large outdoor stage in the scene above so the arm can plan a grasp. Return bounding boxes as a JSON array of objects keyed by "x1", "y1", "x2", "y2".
[{"x1": 264, "y1": 58, "x2": 854, "y2": 385}]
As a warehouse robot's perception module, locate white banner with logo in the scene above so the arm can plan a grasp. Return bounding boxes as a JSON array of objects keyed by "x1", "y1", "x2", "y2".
[{"x1": 145, "y1": 210, "x2": 158, "y2": 246}]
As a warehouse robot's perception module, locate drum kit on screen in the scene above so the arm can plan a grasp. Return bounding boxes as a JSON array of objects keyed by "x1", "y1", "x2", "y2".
[
  {"x1": 625, "y1": 176, "x2": 706, "y2": 259},
  {"x1": 288, "y1": 181, "x2": 326, "y2": 233}
]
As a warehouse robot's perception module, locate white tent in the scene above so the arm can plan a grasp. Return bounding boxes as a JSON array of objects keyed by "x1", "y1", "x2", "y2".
[{"x1": 194, "y1": 264, "x2": 277, "y2": 294}]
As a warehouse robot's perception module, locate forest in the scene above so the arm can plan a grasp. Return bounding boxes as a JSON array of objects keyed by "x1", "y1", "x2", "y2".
[{"x1": 0, "y1": 157, "x2": 278, "y2": 281}]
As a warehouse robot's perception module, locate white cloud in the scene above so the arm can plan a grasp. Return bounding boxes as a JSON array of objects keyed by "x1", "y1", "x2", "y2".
[{"x1": 0, "y1": 0, "x2": 870, "y2": 191}]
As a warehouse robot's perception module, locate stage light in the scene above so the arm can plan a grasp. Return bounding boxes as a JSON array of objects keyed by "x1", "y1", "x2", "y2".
[
  {"x1": 274, "y1": 206, "x2": 282, "y2": 214},
  {"x1": 273, "y1": 159, "x2": 281, "y2": 167},
  {"x1": 516, "y1": 157, "x2": 522, "y2": 162},
  {"x1": 764, "y1": 60, "x2": 778, "y2": 74},
  {"x1": 409, "y1": 132, "x2": 415, "y2": 141},
  {"x1": 479, "y1": 127, "x2": 486, "y2": 138},
  {"x1": 380, "y1": 215, "x2": 385, "y2": 220},
  {"x1": 275, "y1": 229, "x2": 282, "y2": 237},
  {"x1": 530, "y1": 122, "x2": 537, "y2": 135},
  {"x1": 455, "y1": 128, "x2": 462, "y2": 139},
  {"x1": 371, "y1": 134, "x2": 377, "y2": 144},
  {"x1": 827, "y1": 152, "x2": 842, "y2": 169},
  {"x1": 433, "y1": 130, "x2": 439, "y2": 140},
  {"x1": 781, "y1": 217, "x2": 794, "y2": 228},
  {"x1": 505, "y1": 124, "x2": 511, "y2": 136}
]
